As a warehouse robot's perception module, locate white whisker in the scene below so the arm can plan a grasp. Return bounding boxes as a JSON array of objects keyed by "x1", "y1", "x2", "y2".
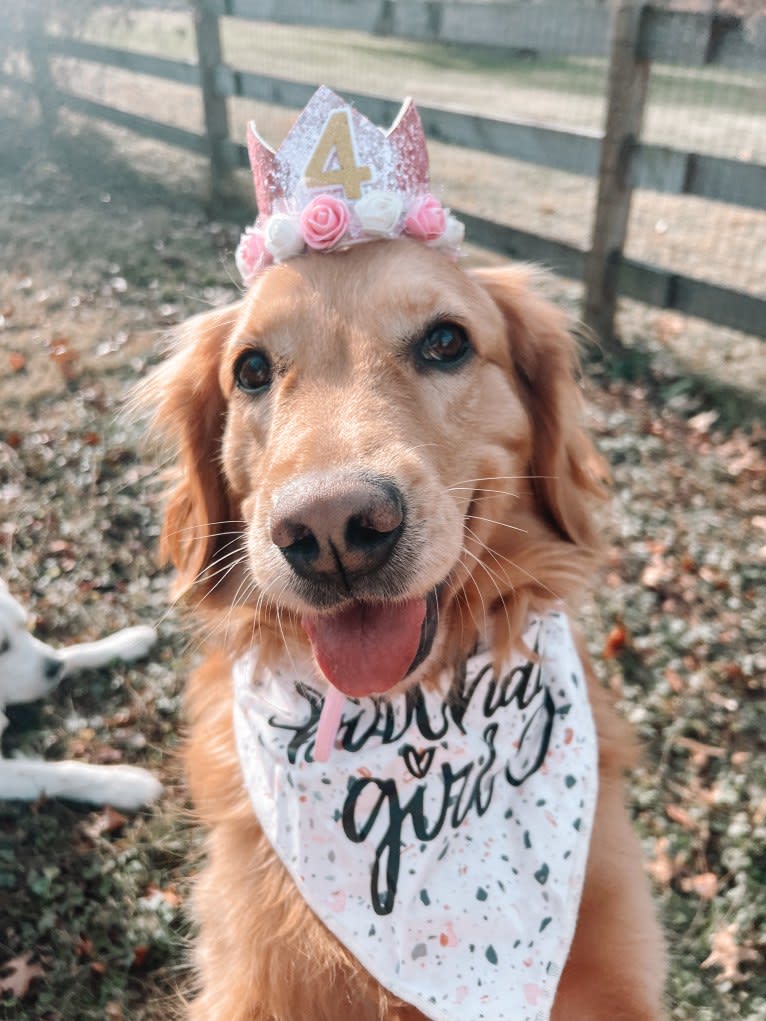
[{"x1": 465, "y1": 512, "x2": 528, "y2": 536}]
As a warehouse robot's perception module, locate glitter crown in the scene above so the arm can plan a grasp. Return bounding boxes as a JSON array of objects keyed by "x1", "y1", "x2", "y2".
[{"x1": 236, "y1": 86, "x2": 464, "y2": 285}]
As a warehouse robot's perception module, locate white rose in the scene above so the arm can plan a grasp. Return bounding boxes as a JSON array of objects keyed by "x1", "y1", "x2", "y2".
[
  {"x1": 434, "y1": 213, "x2": 465, "y2": 251},
  {"x1": 355, "y1": 190, "x2": 403, "y2": 236},
  {"x1": 264, "y1": 214, "x2": 305, "y2": 262}
]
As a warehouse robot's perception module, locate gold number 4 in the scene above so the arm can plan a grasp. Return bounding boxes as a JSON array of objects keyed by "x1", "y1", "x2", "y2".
[{"x1": 304, "y1": 109, "x2": 372, "y2": 201}]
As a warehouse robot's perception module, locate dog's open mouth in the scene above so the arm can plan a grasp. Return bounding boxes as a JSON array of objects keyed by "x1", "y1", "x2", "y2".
[
  {"x1": 302, "y1": 586, "x2": 440, "y2": 761},
  {"x1": 302, "y1": 586, "x2": 440, "y2": 699}
]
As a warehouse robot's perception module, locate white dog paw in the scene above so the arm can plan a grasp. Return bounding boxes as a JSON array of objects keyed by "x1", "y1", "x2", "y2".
[
  {"x1": 101, "y1": 625, "x2": 158, "y2": 663},
  {"x1": 100, "y1": 765, "x2": 163, "y2": 810}
]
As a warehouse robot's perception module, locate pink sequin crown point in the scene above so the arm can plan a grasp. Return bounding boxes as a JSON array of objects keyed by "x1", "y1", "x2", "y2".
[{"x1": 236, "y1": 86, "x2": 465, "y2": 285}]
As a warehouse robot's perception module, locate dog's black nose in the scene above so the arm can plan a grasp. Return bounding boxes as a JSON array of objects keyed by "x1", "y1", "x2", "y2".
[
  {"x1": 45, "y1": 657, "x2": 63, "y2": 681},
  {"x1": 271, "y1": 476, "x2": 405, "y2": 586}
]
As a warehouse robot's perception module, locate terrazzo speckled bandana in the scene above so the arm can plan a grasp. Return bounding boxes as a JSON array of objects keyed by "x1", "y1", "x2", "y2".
[
  {"x1": 236, "y1": 85, "x2": 464, "y2": 285},
  {"x1": 233, "y1": 610, "x2": 597, "y2": 1021}
]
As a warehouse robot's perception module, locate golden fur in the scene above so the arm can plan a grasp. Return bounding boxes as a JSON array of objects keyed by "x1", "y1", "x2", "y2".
[{"x1": 142, "y1": 239, "x2": 665, "y2": 1019}]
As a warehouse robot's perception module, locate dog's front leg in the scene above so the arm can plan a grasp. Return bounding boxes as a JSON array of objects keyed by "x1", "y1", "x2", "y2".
[
  {"x1": 190, "y1": 817, "x2": 433, "y2": 1021},
  {"x1": 0, "y1": 758, "x2": 161, "y2": 808},
  {"x1": 551, "y1": 768, "x2": 666, "y2": 1021},
  {"x1": 57, "y1": 625, "x2": 156, "y2": 675}
]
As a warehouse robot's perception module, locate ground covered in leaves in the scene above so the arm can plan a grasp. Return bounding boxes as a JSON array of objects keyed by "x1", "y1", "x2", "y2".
[{"x1": 0, "y1": 100, "x2": 764, "y2": 1021}]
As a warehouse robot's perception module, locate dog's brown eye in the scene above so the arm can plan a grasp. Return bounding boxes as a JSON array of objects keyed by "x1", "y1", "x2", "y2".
[
  {"x1": 416, "y1": 322, "x2": 471, "y2": 369},
  {"x1": 235, "y1": 350, "x2": 272, "y2": 394}
]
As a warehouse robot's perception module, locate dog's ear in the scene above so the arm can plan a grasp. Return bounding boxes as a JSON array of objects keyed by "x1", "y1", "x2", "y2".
[
  {"x1": 136, "y1": 302, "x2": 241, "y2": 598},
  {"x1": 472, "y1": 266, "x2": 607, "y2": 551}
]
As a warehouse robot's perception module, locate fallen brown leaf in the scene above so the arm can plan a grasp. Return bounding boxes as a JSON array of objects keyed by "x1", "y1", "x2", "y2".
[
  {"x1": 144, "y1": 883, "x2": 182, "y2": 907},
  {"x1": 664, "y1": 668, "x2": 684, "y2": 693},
  {"x1": 701, "y1": 923, "x2": 759, "y2": 983},
  {"x1": 675, "y1": 736, "x2": 725, "y2": 769},
  {"x1": 131, "y1": 944, "x2": 150, "y2": 969},
  {"x1": 666, "y1": 803, "x2": 697, "y2": 831},
  {"x1": 0, "y1": 953, "x2": 45, "y2": 998},
  {"x1": 641, "y1": 554, "x2": 674, "y2": 590},
  {"x1": 680, "y1": 872, "x2": 718, "y2": 900},
  {"x1": 47, "y1": 336, "x2": 79, "y2": 381},
  {"x1": 603, "y1": 622, "x2": 628, "y2": 659},
  {"x1": 82, "y1": 805, "x2": 128, "y2": 840},
  {"x1": 75, "y1": 935, "x2": 94, "y2": 959},
  {"x1": 645, "y1": 836, "x2": 685, "y2": 886}
]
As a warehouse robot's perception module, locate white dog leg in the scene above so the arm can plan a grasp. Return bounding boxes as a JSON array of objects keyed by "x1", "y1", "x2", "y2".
[
  {"x1": 57, "y1": 626, "x2": 157, "y2": 676},
  {"x1": 0, "y1": 757, "x2": 162, "y2": 810}
]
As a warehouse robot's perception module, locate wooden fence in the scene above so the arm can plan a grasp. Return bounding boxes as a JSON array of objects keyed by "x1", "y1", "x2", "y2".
[{"x1": 5, "y1": 0, "x2": 766, "y2": 342}]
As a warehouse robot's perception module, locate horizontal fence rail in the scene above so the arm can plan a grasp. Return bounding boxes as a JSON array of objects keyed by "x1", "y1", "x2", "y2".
[
  {"x1": 4, "y1": 1, "x2": 765, "y2": 341},
  {"x1": 45, "y1": 36, "x2": 201, "y2": 86}
]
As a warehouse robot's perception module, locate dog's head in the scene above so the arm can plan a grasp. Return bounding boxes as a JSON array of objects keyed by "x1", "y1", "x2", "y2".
[
  {"x1": 143, "y1": 240, "x2": 604, "y2": 695},
  {"x1": 0, "y1": 581, "x2": 64, "y2": 710}
]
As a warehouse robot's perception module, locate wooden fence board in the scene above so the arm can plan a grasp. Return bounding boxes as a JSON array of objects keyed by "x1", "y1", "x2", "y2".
[
  {"x1": 55, "y1": 90, "x2": 208, "y2": 154},
  {"x1": 640, "y1": 8, "x2": 766, "y2": 71},
  {"x1": 711, "y1": 16, "x2": 766, "y2": 73},
  {"x1": 688, "y1": 154, "x2": 766, "y2": 211},
  {"x1": 583, "y1": 2, "x2": 649, "y2": 347},
  {"x1": 377, "y1": 1, "x2": 441, "y2": 40},
  {"x1": 418, "y1": 109, "x2": 600, "y2": 176},
  {"x1": 638, "y1": 9, "x2": 711, "y2": 65},
  {"x1": 45, "y1": 37, "x2": 200, "y2": 86},
  {"x1": 439, "y1": 3, "x2": 609, "y2": 57},
  {"x1": 618, "y1": 258, "x2": 766, "y2": 337},
  {"x1": 672, "y1": 276, "x2": 766, "y2": 337},
  {"x1": 194, "y1": 0, "x2": 232, "y2": 192},
  {"x1": 452, "y1": 211, "x2": 587, "y2": 280},
  {"x1": 633, "y1": 146, "x2": 766, "y2": 211},
  {"x1": 225, "y1": 0, "x2": 383, "y2": 32}
]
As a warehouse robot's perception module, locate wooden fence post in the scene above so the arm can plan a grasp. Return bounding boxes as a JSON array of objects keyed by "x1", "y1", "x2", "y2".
[
  {"x1": 25, "y1": 0, "x2": 59, "y2": 136},
  {"x1": 583, "y1": 1, "x2": 649, "y2": 351},
  {"x1": 193, "y1": 0, "x2": 233, "y2": 201}
]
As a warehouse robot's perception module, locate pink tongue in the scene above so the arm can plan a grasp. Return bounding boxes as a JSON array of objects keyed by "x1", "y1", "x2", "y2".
[{"x1": 302, "y1": 598, "x2": 426, "y2": 698}]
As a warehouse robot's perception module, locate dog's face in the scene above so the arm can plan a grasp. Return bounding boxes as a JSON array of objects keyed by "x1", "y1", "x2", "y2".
[
  {"x1": 0, "y1": 581, "x2": 63, "y2": 709},
  {"x1": 146, "y1": 240, "x2": 603, "y2": 694}
]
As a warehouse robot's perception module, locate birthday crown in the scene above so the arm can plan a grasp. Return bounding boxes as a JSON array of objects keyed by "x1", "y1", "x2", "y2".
[{"x1": 236, "y1": 86, "x2": 464, "y2": 285}]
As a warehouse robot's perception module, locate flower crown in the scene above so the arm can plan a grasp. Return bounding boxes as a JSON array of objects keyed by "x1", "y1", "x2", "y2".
[{"x1": 236, "y1": 86, "x2": 465, "y2": 285}]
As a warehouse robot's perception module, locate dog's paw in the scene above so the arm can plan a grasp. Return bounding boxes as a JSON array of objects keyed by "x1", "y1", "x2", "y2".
[
  {"x1": 100, "y1": 625, "x2": 158, "y2": 663},
  {"x1": 97, "y1": 764, "x2": 163, "y2": 810}
]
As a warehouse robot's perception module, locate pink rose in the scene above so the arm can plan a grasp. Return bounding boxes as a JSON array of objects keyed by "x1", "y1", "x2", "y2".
[
  {"x1": 300, "y1": 195, "x2": 350, "y2": 251},
  {"x1": 404, "y1": 194, "x2": 446, "y2": 242},
  {"x1": 235, "y1": 228, "x2": 270, "y2": 284}
]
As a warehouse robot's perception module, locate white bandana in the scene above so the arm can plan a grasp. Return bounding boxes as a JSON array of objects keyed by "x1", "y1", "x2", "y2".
[{"x1": 233, "y1": 611, "x2": 597, "y2": 1021}]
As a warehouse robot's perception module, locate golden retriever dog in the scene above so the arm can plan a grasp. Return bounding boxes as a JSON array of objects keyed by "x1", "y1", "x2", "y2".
[{"x1": 142, "y1": 236, "x2": 665, "y2": 1020}]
